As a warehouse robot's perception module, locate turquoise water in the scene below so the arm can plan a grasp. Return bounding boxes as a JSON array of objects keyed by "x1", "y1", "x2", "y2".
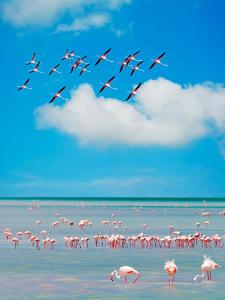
[{"x1": 0, "y1": 199, "x2": 224, "y2": 300}]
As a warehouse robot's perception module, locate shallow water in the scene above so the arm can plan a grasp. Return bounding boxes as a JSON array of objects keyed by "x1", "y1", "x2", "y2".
[{"x1": 0, "y1": 200, "x2": 224, "y2": 300}]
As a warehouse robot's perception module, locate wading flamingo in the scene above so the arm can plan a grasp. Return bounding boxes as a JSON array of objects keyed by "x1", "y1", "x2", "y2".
[
  {"x1": 164, "y1": 260, "x2": 177, "y2": 286},
  {"x1": 110, "y1": 266, "x2": 141, "y2": 284},
  {"x1": 194, "y1": 255, "x2": 220, "y2": 281}
]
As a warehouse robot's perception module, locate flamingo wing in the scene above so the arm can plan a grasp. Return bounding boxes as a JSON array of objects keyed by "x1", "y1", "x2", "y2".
[
  {"x1": 119, "y1": 63, "x2": 125, "y2": 73},
  {"x1": 132, "y1": 50, "x2": 140, "y2": 57},
  {"x1": 130, "y1": 68, "x2": 136, "y2": 77},
  {"x1": 24, "y1": 79, "x2": 30, "y2": 86},
  {"x1": 95, "y1": 58, "x2": 102, "y2": 65},
  {"x1": 32, "y1": 53, "x2": 36, "y2": 60},
  {"x1": 137, "y1": 61, "x2": 143, "y2": 67},
  {"x1": 82, "y1": 55, "x2": 87, "y2": 60},
  {"x1": 99, "y1": 85, "x2": 106, "y2": 94},
  {"x1": 125, "y1": 93, "x2": 132, "y2": 101},
  {"x1": 49, "y1": 95, "x2": 57, "y2": 103},
  {"x1": 104, "y1": 48, "x2": 111, "y2": 56},
  {"x1": 58, "y1": 86, "x2": 66, "y2": 94},
  {"x1": 36, "y1": 61, "x2": 40, "y2": 68},
  {"x1": 149, "y1": 61, "x2": 156, "y2": 69},
  {"x1": 108, "y1": 76, "x2": 115, "y2": 83},
  {"x1": 134, "y1": 82, "x2": 142, "y2": 91},
  {"x1": 158, "y1": 52, "x2": 166, "y2": 60}
]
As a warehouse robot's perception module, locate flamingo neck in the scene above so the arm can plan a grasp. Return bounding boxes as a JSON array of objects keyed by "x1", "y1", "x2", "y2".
[{"x1": 113, "y1": 270, "x2": 120, "y2": 279}]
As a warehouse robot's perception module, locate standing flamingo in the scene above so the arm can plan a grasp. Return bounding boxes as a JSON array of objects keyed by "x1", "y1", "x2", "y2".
[
  {"x1": 125, "y1": 82, "x2": 142, "y2": 101},
  {"x1": 17, "y1": 79, "x2": 32, "y2": 91},
  {"x1": 164, "y1": 260, "x2": 177, "y2": 286},
  {"x1": 79, "y1": 63, "x2": 90, "y2": 76},
  {"x1": 49, "y1": 64, "x2": 61, "y2": 75},
  {"x1": 110, "y1": 266, "x2": 141, "y2": 284},
  {"x1": 99, "y1": 76, "x2": 117, "y2": 94},
  {"x1": 95, "y1": 48, "x2": 113, "y2": 65},
  {"x1": 149, "y1": 52, "x2": 168, "y2": 69},
  {"x1": 29, "y1": 61, "x2": 43, "y2": 73},
  {"x1": 130, "y1": 61, "x2": 144, "y2": 76},
  {"x1": 49, "y1": 86, "x2": 67, "y2": 104},
  {"x1": 193, "y1": 255, "x2": 220, "y2": 281},
  {"x1": 26, "y1": 53, "x2": 36, "y2": 65}
]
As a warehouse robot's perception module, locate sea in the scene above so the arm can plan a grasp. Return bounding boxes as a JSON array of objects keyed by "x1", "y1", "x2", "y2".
[{"x1": 0, "y1": 198, "x2": 224, "y2": 300}]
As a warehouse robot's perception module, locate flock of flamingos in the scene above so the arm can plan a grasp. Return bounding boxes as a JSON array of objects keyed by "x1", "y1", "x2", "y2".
[
  {"x1": 17, "y1": 48, "x2": 167, "y2": 102},
  {"x1": 2, "y1": 203, "x2": 224, "y2": 286}
]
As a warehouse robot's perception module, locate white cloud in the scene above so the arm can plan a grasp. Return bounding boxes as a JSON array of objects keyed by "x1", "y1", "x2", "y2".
[
  {"x1": 1, "y1": 0, "x2": 131, "y2": 30},
  {"x1": 35, "y1": 78, "x2": 225, "y2": 147},
  {"x1": 56, "y1": 13, "x2": 110, "y2": 34}
]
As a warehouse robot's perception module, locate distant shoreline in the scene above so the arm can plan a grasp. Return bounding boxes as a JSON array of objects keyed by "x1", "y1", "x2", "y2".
[{"x1": 0, "y1": 197, "x2": 225, "y2": 201}]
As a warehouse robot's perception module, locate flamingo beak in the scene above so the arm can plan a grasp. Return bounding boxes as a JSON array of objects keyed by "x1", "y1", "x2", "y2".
[{"x1": 110, "y1": 273, "x2": 114, "y2": 281}]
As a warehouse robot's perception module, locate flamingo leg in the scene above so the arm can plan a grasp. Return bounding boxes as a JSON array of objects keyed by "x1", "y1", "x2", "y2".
[
  {"x1": 172, "y1": 275, "x2": 174, "y2": 286},
  {"x1": 168, "y1": 276, "x2": 170, "y2": 286},
  {"x1": 125, "y1": 275, "x2": 128, "y2": 284}
]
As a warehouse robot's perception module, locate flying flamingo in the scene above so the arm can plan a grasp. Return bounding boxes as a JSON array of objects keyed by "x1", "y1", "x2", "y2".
[
  {"x1": 99, "y1": 76, "x2": 117, "y2": 94},
  {"x1": 95, "y1": 48, "x2": 113, "y2": 65},
  {"x1": 61, "y1": 49, "x2": 70, "y2": 61},
  {"x1": 26, "y1": 53, "x2": 36, "y2": 65},
  {"x1": 130, "y1": 61, "x2": 144, "y2": 76},
  {"x1": 149, "y1": 52, "x2": 168, "y2": 69},
  {"x1": 129, "y1": 50, "x2": 141, "y2": 61},
  {"x1": 125, "y1": 82, "x2": 142, "y2": 101},
  {"x1": 69, "y1": 50, "x2": 75, "y2": 58},
  {"x1": 193, "y1": 255, "x2": 220, "y2": 281},
  {"x1": 49, "y1": 86, "x2": 67, "y2": 104},
  {"x1": 17, "y1": 79, "x2": 32, "y2": 91},
  {"x1": 71, "y1": 56, "x2": 87, "y2": 73},
  {"x1": 29, "y1": 61, "x2": 43, "y2": 74},
  {"x1": 79, "y1": 63, "x2": 90, "y2": 76},
  {"x1": 119, "y1": 54, "x2": 131, "y2": 73},
  {"x1": 49, "y1": 64, "x2": 61, "y2": 75},
  {"x1": 110, "y1": 266, "x2": 141, "y2": 284},
  {"x1": 164, "y1": 260, "x2": 177, "y2": 286}
]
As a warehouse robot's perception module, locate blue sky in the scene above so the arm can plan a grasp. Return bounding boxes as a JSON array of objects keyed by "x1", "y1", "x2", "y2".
[{"x1": 1, "y1": 0, "x2": 225, "y2": 197}]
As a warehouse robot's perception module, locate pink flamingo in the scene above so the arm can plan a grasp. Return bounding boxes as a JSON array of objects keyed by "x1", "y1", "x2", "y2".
[
  {"x1": 61, "y1": 49, "x2": 70, "y2": 61},
  {"x1": 29, "y1": 61, "x2": 43, "y2": 73},
  {"x1": 149, "y1": 52, "x2": 167, "y2": 69},
  {"x1": 17, "y1": 79, "x2": 32, "y2": 91},
  {"x1": 95, "y1": 48, "x2": 113, "y2": 65},
  {"x1": 119, "y1": 54, "x2": 132, "y2": 73},
  {"x1": 26, "y1": 53, "x2": 36, "y2": 65},
  {"x1": 194, "y1": 255, "x2": 220, "y2": 281},
  {"x1": 130, "y1": 61, "x2": 144, "y2": 76},
  {"x1": 164, "y1": 260, "x2": 177, "y2": 286},
  {"x1": 110, "y1": 266, "x2": 141, "y2": 284},
  {"x1": 99, "y1": 76, "x2": 117, "y2": 94},
  {"x1": 125, "y1": 82, "x2": 142, "y2": 101},
  {"x1": 12, "y1": 237, "x2": 19, "y2": 249},
  {"x1": 49, "y1": 86, "x2": 67, "y2": 104},
  {"x1": 71, "y1": 56, "x2": 87, "y2": 73},
  {"x1": 79, "y1": 63, "x2": 90, "y2": 76},
  {"x1": 49, "y1": 64, "x2": 61, "y2": 75}
]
